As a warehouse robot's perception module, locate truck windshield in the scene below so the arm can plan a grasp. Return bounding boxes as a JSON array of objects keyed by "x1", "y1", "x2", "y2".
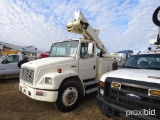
[
  {"x1": 122, "y1": 54, "x2": 160, "y2": 70},
  {"x1": 49, "y1": 41, "x2": 79, "y2": 57}
]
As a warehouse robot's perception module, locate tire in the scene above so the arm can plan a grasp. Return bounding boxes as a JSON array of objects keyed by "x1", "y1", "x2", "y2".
[
  {"x1": 152, "y1": 6, "x2": 160, "y2": 27},
  {"x1": 55, "y1": 80, "x2": 82, "y2": 112}
]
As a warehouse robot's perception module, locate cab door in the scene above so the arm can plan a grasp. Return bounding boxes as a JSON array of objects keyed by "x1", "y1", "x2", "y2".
[
  {"x1": 78, "y1": 42, "x2": 96, "y2": 80},
  {"x1": 0, "y1": 55, "x2": 20, "y2": 75}
]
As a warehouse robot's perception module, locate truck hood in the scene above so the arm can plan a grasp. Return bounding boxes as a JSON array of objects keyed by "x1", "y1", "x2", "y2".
[
  {"x1": 101, "y1": 68, "x2": 160, "y2": 84},
  {"x1": 22, "y1": 57, "x2": 76, "y2": 68}
]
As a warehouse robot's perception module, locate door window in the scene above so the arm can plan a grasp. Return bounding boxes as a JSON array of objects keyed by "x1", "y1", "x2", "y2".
[
  {"x1": 5, "y1": 55, "x2": 19, "y2": 63},
  {"x1": 80, "y1": 43, "x2": 88, "y2": 58}
]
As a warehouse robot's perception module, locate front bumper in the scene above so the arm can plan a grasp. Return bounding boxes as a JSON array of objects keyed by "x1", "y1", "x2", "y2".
[
  {"x1": 96, "y1": 95, "x2": 159, "y2": 120},
  {"x1": 19, "y1": 82, "x2": 58, "y2": 102}
]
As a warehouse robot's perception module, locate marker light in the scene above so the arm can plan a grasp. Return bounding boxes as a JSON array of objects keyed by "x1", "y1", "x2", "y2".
[
  {"x1": 57, "y1": 68, "x2": 62, "y2": 73},
  {"x1": 112, "y1": 82, "x2": 120, "y2": 88},
  {"x1": 150, "y1": 90, "x2": 160, "y2": 96}
]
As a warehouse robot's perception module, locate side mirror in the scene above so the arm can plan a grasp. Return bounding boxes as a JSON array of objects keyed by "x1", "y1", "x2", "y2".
[
  {"x1": 119, "y1": 58, "x2": 122, "y2": 63},
  {"x1": 2, "y1": 59, "x2": 7, "y2": 64},
  {"x1": 88, "y1": 43, "x2": 94, "y2": 55}
]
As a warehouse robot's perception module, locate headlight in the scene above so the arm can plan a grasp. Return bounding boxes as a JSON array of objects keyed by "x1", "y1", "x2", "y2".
[
  {"x1": 45, "y1": 77, "x2": 52, "y2": 84},
  {"x1": 99, "y1": 81, "x2": 104, "y2": 96},
  {"x1": 100, "y1": 88, "x2": 104, "y2": 96}
]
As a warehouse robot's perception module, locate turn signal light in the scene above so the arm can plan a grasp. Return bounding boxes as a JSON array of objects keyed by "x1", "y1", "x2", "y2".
[
  {"x1": 150, "y1": 90, "x2": 160, "y2": 96},
  {"x1": 99, "y1": 81, "x2": 104, "y2": 87},
  {"x1": 57, "y1": 68, "x2": 62, "y2": 73}
]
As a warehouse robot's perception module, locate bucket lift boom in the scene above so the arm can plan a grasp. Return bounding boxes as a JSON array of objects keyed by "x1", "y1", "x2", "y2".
[{"x1": 66, "y1": 10, "x2": 109, "y2": 54}]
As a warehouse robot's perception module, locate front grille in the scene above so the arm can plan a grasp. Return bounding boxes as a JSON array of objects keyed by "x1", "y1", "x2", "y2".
[
  {"x1": 121, "y1": 84, "x2": 148, "y2": 94},
  {"x1": 20, "y1": 68, "x2": 34, "y2": 84},
  {"x1": 111, "y1": 89, "x2": 160, "y2": 108},
  {"x1": 104, "y1": 78, "x2": 160, "y2": 119}
]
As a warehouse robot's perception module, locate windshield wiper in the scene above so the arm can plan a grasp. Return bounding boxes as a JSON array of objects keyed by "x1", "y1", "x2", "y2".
[
  {"x1": 122, "y1": 66, "x2": 141, "y2": 69},
  {"x1": 144, "y1": 67, "x2": 160, "y2": 70},
  {"x1": 50, "y1": 55, "x2": 73, "y2": 57}
]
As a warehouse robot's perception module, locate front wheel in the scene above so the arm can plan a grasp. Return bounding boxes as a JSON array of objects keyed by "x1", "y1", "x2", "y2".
[{"x1": 55, "y1": 81, "x2": 82, "y2": 112}]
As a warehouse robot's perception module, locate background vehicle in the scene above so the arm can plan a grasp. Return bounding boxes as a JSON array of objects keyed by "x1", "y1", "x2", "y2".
[
  {"x1": 117, "y1": 50, "x2": 133, "y2": 60},
  {"x1": 0, "y1": 41, "x2": 40, "y2": 78},
  {"x1": 39, "y1": 51, "x2": 49, "y2": 58},
  {"x1": 0, "y1": 53, "x2": 23, "y2": 78},
  {"x1": 19, "y1": 10, "x2": 124, "y2": 112}
]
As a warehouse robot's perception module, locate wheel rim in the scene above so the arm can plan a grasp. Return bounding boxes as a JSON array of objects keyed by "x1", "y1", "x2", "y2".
[{"x1": 62, "y1": 87, "x2": 78, "y2": 106}]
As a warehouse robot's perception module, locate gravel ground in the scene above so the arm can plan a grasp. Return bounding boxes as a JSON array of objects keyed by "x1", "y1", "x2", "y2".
[{"x1": 0, "y1": 78, "x2": 110, "y2": 120}]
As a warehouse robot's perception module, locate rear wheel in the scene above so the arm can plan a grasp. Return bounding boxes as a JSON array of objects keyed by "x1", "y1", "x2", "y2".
[{"x1": 55, "y1": 81, "x2": 82, "y2": 112}]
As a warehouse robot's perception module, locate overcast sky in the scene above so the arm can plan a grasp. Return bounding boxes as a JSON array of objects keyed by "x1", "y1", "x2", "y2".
[{"x1": 0, "y1": 0, "x2": 159, "y2": 53}]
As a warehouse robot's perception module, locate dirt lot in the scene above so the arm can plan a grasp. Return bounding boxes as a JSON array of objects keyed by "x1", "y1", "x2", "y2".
[{"x1": 0, "y1": 78, "x2": 110, "y2": 120}]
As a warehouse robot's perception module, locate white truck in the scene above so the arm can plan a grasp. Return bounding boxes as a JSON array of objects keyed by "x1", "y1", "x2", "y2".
[
  {"x1": 0, "y1": 53, "x2": 23, "y2": 78},
  {"x1": 0, "y1": 42, "x2": 40, "y2": 78},
  {"x1": 19, "y1": 10, "x2": 123, "y2": 112},
  {"x1": 97, "y1": 6, "x2": 160, "y2": 120}
]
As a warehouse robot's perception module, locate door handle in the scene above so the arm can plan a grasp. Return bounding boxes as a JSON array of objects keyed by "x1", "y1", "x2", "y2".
[
  {"x1": 93, "y1": 65, "x2": 95, "y2": 69},
  {"x1": 71, "y1": 66, "x2": 76, "y2": 67}
]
